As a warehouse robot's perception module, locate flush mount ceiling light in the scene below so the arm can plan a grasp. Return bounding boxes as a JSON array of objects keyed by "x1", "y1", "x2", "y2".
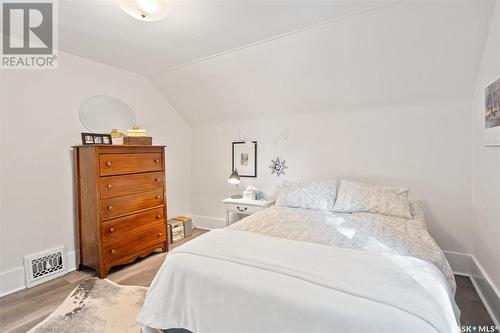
[{"x1": 117, "y1": 0, "x2": 170, "y2": 22}]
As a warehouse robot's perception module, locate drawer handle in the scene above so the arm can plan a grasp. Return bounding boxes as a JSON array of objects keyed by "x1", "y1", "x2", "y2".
[
  {"x1": 155, "y1": 178, "x2": 160, "y2": 182},
  {"x1": 109, "y1": 227, "x2": 115, "y2": 233},
  {"x1": 107, "y1": 184, "x2": 113, "y2": 189},
  {"x1": 107, "y1": 205, "x2": 113, "y2": 210},
  {"x1": 154, "y1": 159, "x2": 160, "y2": 163},
  {"x1": 106, "y1": 161, "x2": 112, "y2": 167},
  {"x1": 158, "y1": 232, "x2": 163, "y2": 237},
  {"x1": 155, "y1": 195, "x2": 161, "y2": 199},
  {"x1": 237, "y1": 206, "x2": 248, "y2": 212},
  {"x1": 110, "y1": 249, "x2": 116, "y2": 254},
  {"x1": 156, "y1": 214, "x2": 162, "y2": 219}
]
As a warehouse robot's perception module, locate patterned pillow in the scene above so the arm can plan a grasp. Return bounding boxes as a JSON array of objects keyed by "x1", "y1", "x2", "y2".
[
  {"x1": 332, "y1": 180, "x2": 412, "y2": 218},
  {"x1": 275, "y1": 180, "x2": 338, "y2": 211}
]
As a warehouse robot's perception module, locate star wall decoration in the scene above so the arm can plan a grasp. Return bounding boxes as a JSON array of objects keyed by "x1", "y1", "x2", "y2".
[{"x1": 270, "y1": 157, "x2": 287, "y2": 177}]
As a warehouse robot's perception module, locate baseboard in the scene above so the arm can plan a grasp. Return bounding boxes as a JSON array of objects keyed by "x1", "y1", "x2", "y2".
[
  {"x1": 191, "y1": 214, "x2": 225, "y2": 230},
  {"x1": 443, "y1": 250, "x2": 474, "y2": 276},
  {"x1": 470, "y1": 257, "x2": 500, "y2": 328},
  {"x1": 0, "y1": 266, "x2": 26, "y2": 297},
  {"x1": 66, "y1": 250, "x2": 79, "y2": 272},
  {"x1": 0, "y1": 250, "x2": 79, "y2": 297},
  {"x1": 444, "y1": 251, "x2": 499, "y2": 327}
]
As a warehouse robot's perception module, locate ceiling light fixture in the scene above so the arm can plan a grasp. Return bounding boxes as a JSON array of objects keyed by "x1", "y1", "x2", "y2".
[{"x1": 117, "y1": 0, "x2": 170, "y2": 22}]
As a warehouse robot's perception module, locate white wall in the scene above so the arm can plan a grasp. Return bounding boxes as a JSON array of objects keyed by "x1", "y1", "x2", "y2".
[
  {"x1": 159, "y1": 0, "x2": 491, "y2": 258},
  {"x1": 0, "y1": 51, "x2": 191, "y2": 295},
  {"x1": 471, "y1": 2, "x2": 500, "y2": 318},
  {"x1": 191, "y1": 100, "x2": 474, "y2": 255}
]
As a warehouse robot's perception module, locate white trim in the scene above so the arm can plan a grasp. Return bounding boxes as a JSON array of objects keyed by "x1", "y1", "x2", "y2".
[
  {"x1": 66, "y1": 250, "x2": 79, "y2": 272},
  {"x1": 470, "y1": 257, "x2": 500, "y2": 328},
  {"x1": 0, "y1": 266, "x2": 26, "y2": 297},
  {"x1": 443, "y1": 250, "x2": 474, "y2": 276},
  {"x1": 191, "y1": 214, "x2": 225, "y2": 230},
  {"x1": 444, "y1": 251, "x2": 499, "y2": 327},
  {"x1": 0, "y1": 250, "x2": 79, "y2": 297}
]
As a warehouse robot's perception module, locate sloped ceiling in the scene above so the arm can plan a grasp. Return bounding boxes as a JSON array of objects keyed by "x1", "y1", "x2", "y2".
[
  {"x1": 59, "y1": 0, "x2": 390, "y2": 74},
  {"x1": 59, "y1": 1, "x2": 495, "y2": 125},
  {"x1": 148, "y1": 1, "x2": 495, "y2": 125}
]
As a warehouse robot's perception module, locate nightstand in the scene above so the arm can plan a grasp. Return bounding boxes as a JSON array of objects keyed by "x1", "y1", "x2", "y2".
[{"x1": 222, "y1": 198, "x2": 275, "y2": 226}]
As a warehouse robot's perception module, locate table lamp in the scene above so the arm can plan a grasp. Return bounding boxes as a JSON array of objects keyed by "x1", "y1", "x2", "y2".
[{"x1": 228, "y1": 169, "x2": 243, "y2": 199}]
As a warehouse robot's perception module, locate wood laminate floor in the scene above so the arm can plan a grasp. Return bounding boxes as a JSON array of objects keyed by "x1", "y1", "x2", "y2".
[{"x1": 0, "y1": 228, "x2": 497, "y2": 332}]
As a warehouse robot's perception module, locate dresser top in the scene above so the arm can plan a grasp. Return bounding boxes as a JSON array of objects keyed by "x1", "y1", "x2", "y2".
[{"x1": 72, "y1": 144, "x2": 166, "y2": 148}]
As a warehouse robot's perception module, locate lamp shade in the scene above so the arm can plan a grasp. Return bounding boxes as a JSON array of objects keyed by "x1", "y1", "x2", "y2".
[{"x1": 228, "y1": 169, "x2": 240, "y2": 184}]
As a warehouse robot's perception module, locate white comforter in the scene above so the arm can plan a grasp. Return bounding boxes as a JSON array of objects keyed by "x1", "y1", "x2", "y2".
[
  {"x1": 138, "y1": 229, "x2": 460, "y2": 332},
  {"x1": 231, "y1": 205, "x2": 456, "y2": 293}
]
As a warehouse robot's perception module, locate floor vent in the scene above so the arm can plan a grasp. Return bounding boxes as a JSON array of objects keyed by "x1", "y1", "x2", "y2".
[{"x1": 24, "y1": 247, "x2": 67, "y2": 288}]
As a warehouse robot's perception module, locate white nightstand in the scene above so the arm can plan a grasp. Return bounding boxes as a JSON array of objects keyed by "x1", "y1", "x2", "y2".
[{"x1": 222, "y1": 198, "x2": 275, "y2": 226}]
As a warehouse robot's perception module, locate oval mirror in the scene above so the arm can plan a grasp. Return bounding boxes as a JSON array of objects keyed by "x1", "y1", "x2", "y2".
[{"x1": 79, "y1": 95, "x2": 136, "y2": 134}]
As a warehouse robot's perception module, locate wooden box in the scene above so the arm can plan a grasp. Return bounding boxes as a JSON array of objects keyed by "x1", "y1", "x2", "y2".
[
  {"x1": 123, "y1": 136, "x2": 153, "y2": 145},
  {"x1": 173, "y1": 216, "x2": 193, "y2": 237}
]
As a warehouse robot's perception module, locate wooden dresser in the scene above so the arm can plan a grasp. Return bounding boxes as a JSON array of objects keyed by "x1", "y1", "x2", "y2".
[{"x1": 73, "y1": 145, "x2": 168, "y2": 278}]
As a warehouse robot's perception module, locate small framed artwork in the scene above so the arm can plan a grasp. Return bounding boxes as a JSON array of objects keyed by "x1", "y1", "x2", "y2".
[
  {"x1": 232, "y1": 141, "x2": 257, "y2": 177},
  {"x1": 485, "y1": 77, "x2": 500, "y2": 146},
  {"x1": 81, "y1": 133, "x2": 113, "y2": 145}
]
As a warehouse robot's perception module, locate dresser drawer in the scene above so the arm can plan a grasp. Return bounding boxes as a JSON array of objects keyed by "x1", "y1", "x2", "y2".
[
  {"x1": 103, "y1": 224, "x2": 166, "y2": 265},
  {"x1": 100, "y1": 172, "x2": 164, "y2": 199},
  {"x1": 101, "y1": 207, "x2": 165, "y2": 242},
  {"x1": 99, "y1": 153, "x2": 163, "y2": 176},
  {"x1": 100, "y1": 190, "x2": 164, "y2": 220}
]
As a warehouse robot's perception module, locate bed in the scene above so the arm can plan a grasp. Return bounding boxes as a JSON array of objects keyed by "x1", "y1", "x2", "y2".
[{"x1": 138, "y1": 180, "x2": 460, "y2": 333}]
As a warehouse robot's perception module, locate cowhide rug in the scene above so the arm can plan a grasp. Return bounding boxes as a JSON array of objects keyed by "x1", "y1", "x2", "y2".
[{"x1": 28, "y1": 278, "x2": 152, "y2": 333}]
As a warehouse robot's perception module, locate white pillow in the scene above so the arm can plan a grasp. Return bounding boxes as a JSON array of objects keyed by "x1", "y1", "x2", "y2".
[
  {"x1": 332, "y1": 180, "x2": 412, "y2": 218},
  {"x1": 275, "y1": 180, "x2": 338, "y2": 211}
]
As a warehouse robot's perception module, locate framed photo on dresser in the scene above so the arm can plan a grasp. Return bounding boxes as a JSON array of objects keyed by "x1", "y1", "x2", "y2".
[
  {"x1": 232, "y1": 141, "x2": 257, "y2": 177},
  {"x1": 81, "y1": 133, "x2": 113, "y2": 145}
]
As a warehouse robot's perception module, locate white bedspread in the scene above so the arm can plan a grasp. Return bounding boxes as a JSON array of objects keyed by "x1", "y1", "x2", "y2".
[
  {"x1": 138, "y1": 229, "x2": 460, "y2": 333},
  {"x1": 230, "y1": 205, "x2": 457, "y2": 293}
]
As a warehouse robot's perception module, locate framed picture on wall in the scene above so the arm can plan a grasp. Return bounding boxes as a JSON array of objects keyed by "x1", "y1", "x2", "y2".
[
  {"x1": 232, "y1": 141, "x2": 257, "y2": 177},
  {"x1": 485, "y1": 77, "x2": 500, "y2": 146}
]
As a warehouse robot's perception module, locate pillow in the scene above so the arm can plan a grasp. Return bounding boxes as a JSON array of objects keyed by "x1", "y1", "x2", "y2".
[
  {"x1": 275, "y1": 180, "x2": 338, "y2": 211},
  {"x1": 332, "y1": 180, "x2": 412, "y2": 218}
]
